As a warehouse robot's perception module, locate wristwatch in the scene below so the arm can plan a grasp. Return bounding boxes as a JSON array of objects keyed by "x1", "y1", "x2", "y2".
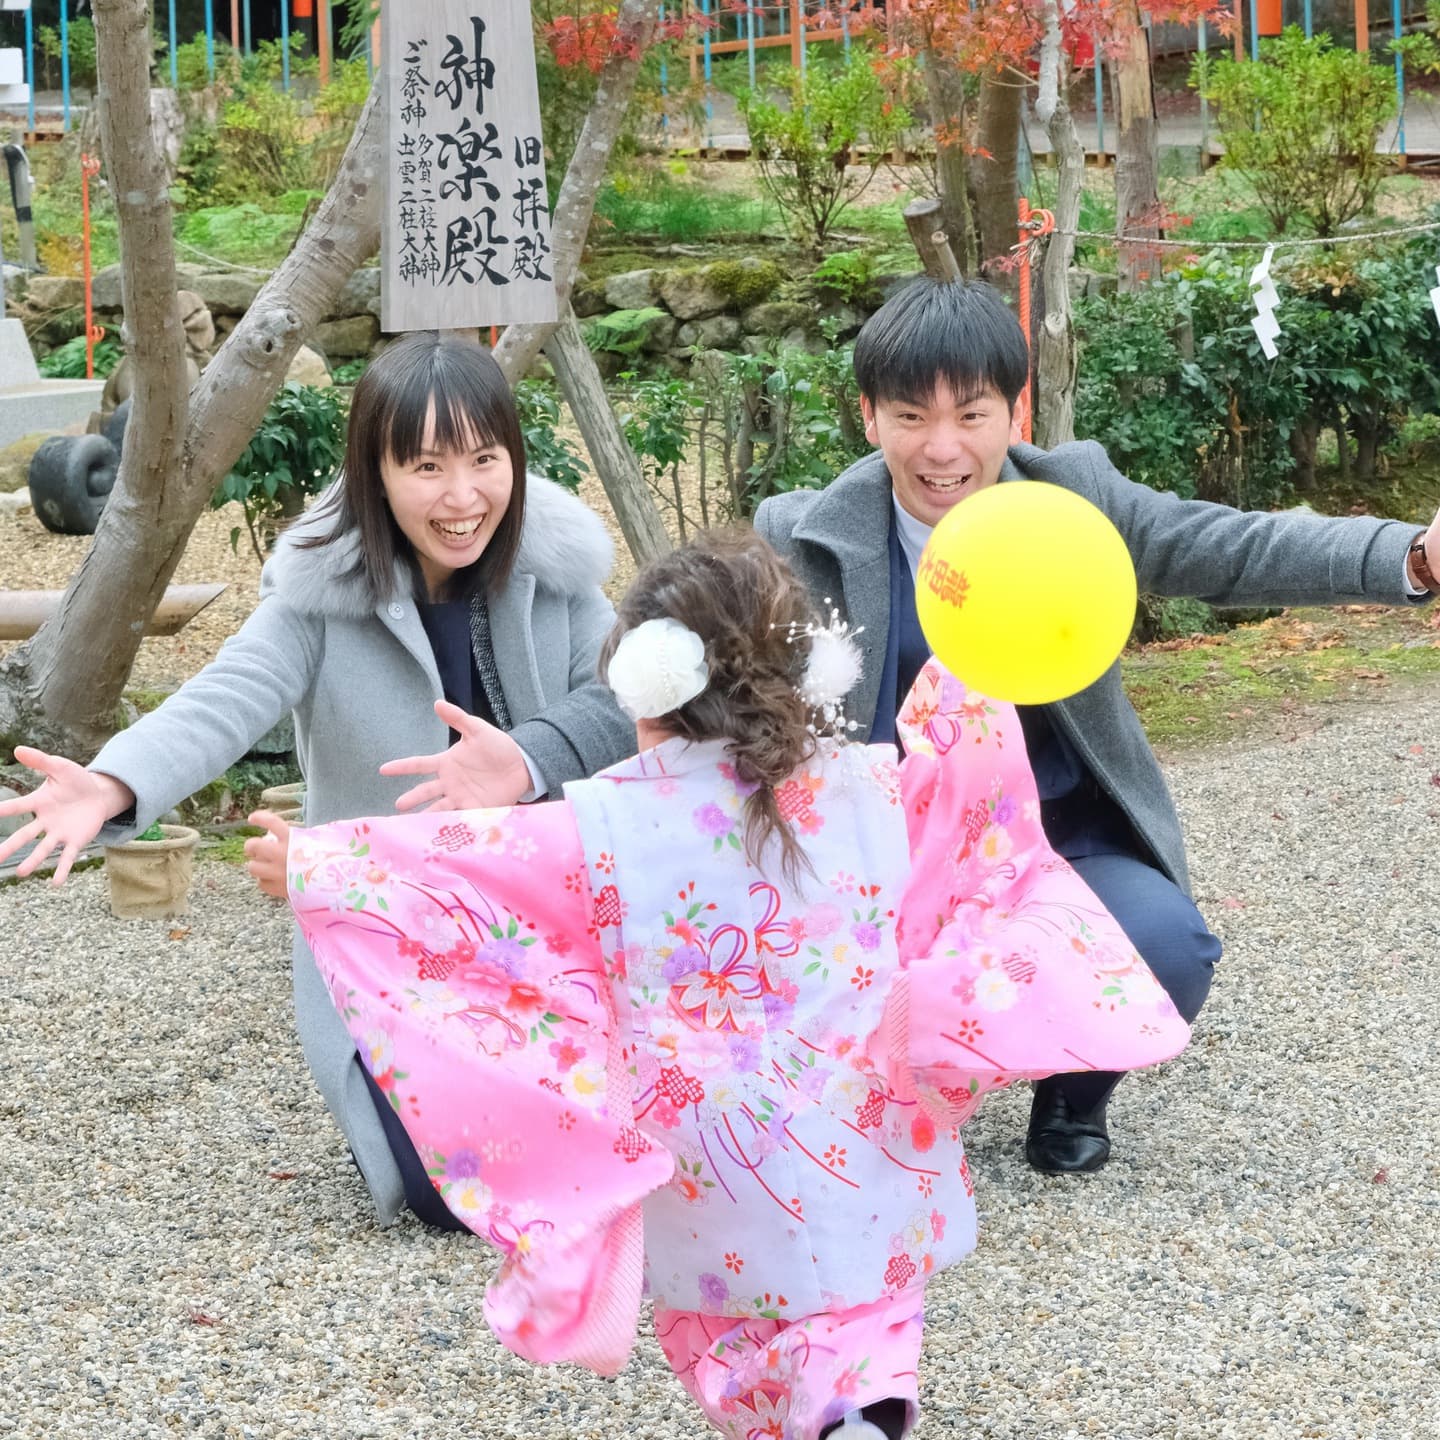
[{"x1": 1409, "y1": 533, "x2": 1440, "y2": 594}]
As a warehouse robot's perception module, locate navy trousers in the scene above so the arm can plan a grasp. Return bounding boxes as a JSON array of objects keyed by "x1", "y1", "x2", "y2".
[
  {"x1": 1055, "y1": 852, "x2": 1220, "y2": 1112},
  {"x1": 357, "y1": 1058, "x2": 466, "y2": 1232}
]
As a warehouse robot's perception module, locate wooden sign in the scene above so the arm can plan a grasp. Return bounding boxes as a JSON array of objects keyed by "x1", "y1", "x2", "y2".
[{"x1": 381, "y1": 0, "x2": 557, "y2": 333}]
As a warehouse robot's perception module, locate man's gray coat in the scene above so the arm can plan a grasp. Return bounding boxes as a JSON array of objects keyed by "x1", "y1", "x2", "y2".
[
  {"x1": 91, "y1": 475, "x2": 633, "y2": 1223},
  {"x1": 757, "y1": 441, "x2": 1425, "y2": 896}
]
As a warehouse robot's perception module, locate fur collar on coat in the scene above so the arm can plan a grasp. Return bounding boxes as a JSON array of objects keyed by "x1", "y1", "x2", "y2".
[{"x1": 261, "y1": 473, "x2": 615, "y2": 620}]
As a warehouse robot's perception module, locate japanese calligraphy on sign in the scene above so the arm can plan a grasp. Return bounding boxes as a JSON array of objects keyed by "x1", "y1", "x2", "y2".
[{"x1": 382, "y1": 0, "x2": 557, "y2": 332}]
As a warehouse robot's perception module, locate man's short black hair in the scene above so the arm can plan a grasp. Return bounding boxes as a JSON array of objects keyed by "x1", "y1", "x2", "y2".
[{"x1": 852, "y1": 277, "x2": 1030, "y2": 409}]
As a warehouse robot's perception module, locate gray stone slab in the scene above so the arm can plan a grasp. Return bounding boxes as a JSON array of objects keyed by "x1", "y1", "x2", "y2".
[{"x1": 0, "y1": 379, "x2": 105, "y2": 450}]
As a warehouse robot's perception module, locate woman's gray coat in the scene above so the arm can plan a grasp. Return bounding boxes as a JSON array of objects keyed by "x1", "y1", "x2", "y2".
[{"x1": 90, "y1": 475, "x2": 634, "y2": 1223}]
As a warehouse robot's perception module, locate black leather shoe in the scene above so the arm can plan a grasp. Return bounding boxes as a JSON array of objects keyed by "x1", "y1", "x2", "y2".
[{"x1": 1025, "y1": 1076, "x2": 1111, "y2": 1174}]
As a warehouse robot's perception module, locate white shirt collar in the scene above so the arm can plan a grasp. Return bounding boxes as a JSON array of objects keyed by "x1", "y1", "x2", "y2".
[{"x1": 891, "y1": 498, "x2": 933, "y2": 580}]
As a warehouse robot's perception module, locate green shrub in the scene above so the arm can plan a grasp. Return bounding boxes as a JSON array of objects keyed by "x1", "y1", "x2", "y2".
[
  {"x1": 1074, "y1": 263, "x2": 1308, "y2": 510},
  {"x1": 618, "y1": 374, "x2": 697, "y2": 533},
  {"x1": 1195, "y1": 29, "x2": 1396, "y2": 236},
  {"x1": 177, "y1": 204, "x2": 303, "y2": 264},
  {"x1": 515, "y1": 380, "x2": 588, "y2": 494},
  {"x1": 331, "y1": 358, "x2": 369, "y2": 385},
  {"x1": 584, "y1": 307, "x2": 670, "y2": 357},
  {"x1": 737, "y1": 49, "x2": 911, "y2": 247},
  {"x1": 36, "y1": 17, "x2": 96, "y2": 91},
  {"x1": 211, "y1": 382, "x2": 347, "y2": 559},
  {"x1": 219, "y1": 83, "x2": 309, "y2": 197},
  {"x1": 810, "y1": 251, "x2": 881, "y2": 305},
  {"x1": 594, "y1": 168, "x2": 778, "y2": 242},
  {"x1": 38, "y1": 335, "x2": 123, "y2": 379}
]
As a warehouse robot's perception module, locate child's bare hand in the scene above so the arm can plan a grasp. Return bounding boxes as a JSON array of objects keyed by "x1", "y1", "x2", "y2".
[{"x1": 244, "y1": 810, "x2": 291, "y2": 900}]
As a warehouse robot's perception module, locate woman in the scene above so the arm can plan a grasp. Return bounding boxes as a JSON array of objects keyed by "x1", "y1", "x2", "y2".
[{"x1": 0, "y1": 332, "x2": 635, "y2": 1227}]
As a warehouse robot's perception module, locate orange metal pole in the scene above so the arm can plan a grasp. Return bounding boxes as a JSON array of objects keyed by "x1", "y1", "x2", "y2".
[
  {"x1": 81, "y1": 154, "x2": 105, "y2": 380},
  {"x1": 1355, "y1": 0, "x2": 1370, "y2": 50},
  {"x1": 1017, "y1": 197, "x2": 1033, "y2": 443}
]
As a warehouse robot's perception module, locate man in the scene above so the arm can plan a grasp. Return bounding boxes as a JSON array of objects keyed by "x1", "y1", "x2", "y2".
[{"x1": 756, "y1": 276, "x2": 1440, "y2": 1175}]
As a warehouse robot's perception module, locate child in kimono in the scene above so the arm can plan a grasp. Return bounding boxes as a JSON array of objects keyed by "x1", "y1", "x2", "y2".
[{"x1": 286, "y1": 530, "x2": 1189, "y2": 1440}]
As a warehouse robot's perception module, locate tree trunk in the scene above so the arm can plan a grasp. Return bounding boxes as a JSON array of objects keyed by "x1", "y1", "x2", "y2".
[
  {"x1": 920, "y1": 46, "x2": 978, "y2": 276},
  {"x1": 0, "y1": 25, "x2": 385, "y2": 761},
  {"x1": 971, "y1": 71, "x2": 1024, "y2": 289},
  {"x1": 542, "y1": 311, "x2": 671, "y2": 566},
  {"x1": 1111, "y1": 4, "x2": 1161, "y2": 291},
  {"x1": 494, "y1": 0, "x2": 662, "y2": 385},
  {"x1": 1034, "y1": 5, "x2": 1083, "y2": 449},
  {"x1": 1289, "y1": 416, "x2": 1319, "y2": 492},
  {"x1": 1351, "y1": 414, "x2": 1381, "y2": 483}
]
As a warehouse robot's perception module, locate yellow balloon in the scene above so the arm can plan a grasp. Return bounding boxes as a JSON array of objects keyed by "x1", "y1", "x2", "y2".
[{"x1": 914, "y1": 481, "x2": 1137, "y2": 705}]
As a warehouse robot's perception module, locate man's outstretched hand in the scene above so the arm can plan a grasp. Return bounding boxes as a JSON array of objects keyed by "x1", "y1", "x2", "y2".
[
  {"x1": 379, "y1": 699, "x2": 532, "y2": 812},
  {"x1": 0, "y1": 748, "x2": 135, "y2": 885}
]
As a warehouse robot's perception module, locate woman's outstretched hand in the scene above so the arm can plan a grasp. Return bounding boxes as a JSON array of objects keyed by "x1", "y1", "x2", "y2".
[
  {"x1": 244, "y1": 810, "x2": 292, "y2": 901},
  {"x1": 0, "y1": 748, "x2": 136, "y2": 885},
  {"x1": 379, "y1": 699, "x2": 532, "y2": 812}
]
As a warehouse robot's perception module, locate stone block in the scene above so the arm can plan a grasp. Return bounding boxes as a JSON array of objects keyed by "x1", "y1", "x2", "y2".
[
  {"x1": 90, "y1": 264, "x2": 125, "y2": 310},
  {"x1": 640, "y1": 313, "x2": 679, "y2": 354},
  {"x1": 741, "y1": 301, "x2": 814, "y2": 337},
  {"x1": 571, "y1": 281, "x2": 608, "y2": 319},
  {"x1": 192, "y1": 272, "x2": 264, "y2": 316},
  {"x1": 0, "y1": 317, "x2": 39, "y2": 386},
  {"x1": 314, "y1": 314, "x2": 380, "y2": 359},
  {"x1": 657, "y1": 267, "x2": 731, "y2": 321},
  {"x1": 0, "y1": 430, "x2": 50, "y2": 493},
  {"x1": 286, "y1": 344, "x2": 333, "y2": 389},
  {"x1": 676, "y1": 315, "x2": 742, "y2": 350},
  {"x1": 21, "y1": 276, "x2": 85, "y2": 312},
  {"x1": 335, "y1": 265, "x2": 382, "y2": 320},
  {"x1": 604, "y1": 269, "x2": 659, "y2": 311},
  {"x1": 0, "y1": 379, "x2": 105, "y2": 450}
]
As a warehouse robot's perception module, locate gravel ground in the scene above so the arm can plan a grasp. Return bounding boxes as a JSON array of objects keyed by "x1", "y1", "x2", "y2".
[{"x1": 2, "y1": 689, "x2": 1437, "y2": 1440}]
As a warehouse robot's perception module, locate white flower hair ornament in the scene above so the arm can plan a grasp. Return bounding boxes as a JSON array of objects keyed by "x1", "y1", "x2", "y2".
[
  {"x1": 606, "y1": 617, "x2": 710, "y2": 722},
  {"x1": 787, "y1": 601, "x2": 864, "y2": 733}
]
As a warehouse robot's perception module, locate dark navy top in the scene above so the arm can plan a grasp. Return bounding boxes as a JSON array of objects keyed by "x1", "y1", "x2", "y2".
[{"x1": 417, "y1": 598, "x2": 497, "y2": 740}]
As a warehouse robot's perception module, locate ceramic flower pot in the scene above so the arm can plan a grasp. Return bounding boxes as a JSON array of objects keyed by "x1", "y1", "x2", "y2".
[
  {"x1": 259, "y1": 781, "x2": 307, "y2": 824},
  {"x1": 103, "y1": 824, "x2": 201, "y2": 920}
]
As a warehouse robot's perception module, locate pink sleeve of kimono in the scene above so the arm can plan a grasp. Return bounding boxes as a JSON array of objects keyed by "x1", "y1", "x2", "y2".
[
  {"x1": 288, "y1": 801, "x2": 673, "y2": 1376},
  {"x1": 880, "y1": 660, "x2": 1191, "y2": 1125}
]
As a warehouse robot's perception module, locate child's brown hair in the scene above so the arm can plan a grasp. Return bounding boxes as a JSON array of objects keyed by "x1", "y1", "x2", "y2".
[{"x1": 600, "y1": 529, "x2": 826, "y2": 887}]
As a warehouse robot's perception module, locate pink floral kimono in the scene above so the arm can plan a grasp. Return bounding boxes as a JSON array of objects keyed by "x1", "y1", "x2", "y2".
[{"x1": 287, "y1": 660, "x2": 1189, "y2": 1440}]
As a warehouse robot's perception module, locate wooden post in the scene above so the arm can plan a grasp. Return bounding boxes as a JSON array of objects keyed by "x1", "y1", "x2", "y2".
[
  {"x1": 231, "y1": 0, "x2": 240, "y2": 50},
  {"x1": 543, "y1": 312, "x2": 673, "y2": 566},
  {"x1": 318, "y1": 0, "x2": 331, "y2": 87},
  {"x1": 903, "y1": 198, "x2": 962, "y2": 281},
  {"x1": 790, "y1": 0, "x2": 803, "y2": 68},
  {"x1": 1356, "y1": 0, "x2": 1370, "y2": 50},
  {"x1": 1017, "y1": 198, "x2": 1033, "y2": 443},
  {"x1": 0, "y1": 586, "x2": 228, "y2": 642},
  {"x1": 1233, "y1": 0, "x2": 1244, "y2": 59}
]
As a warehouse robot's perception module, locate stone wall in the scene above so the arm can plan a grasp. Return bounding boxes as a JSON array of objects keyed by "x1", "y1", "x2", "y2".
[
  {"x1": 8, "y1": 262, "x2": 383, "y2": 371},
  {"x1": 8, "y1": 256, "x2": 1120, "y2": 384},
  {"x1": 6, "y1": 256, "x2": 877, "y2": 379}
]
